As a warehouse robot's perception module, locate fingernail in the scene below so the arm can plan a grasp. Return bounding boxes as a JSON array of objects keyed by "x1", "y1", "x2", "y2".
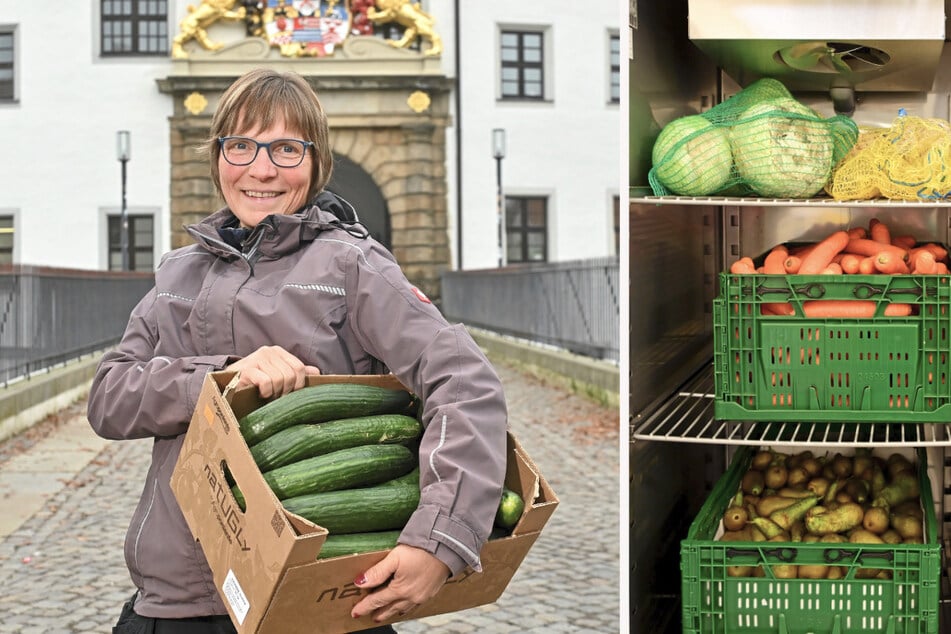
[
  {"x1": 351, "y1": 612, "x2": 360, "y2": 619},
  {"x1": 354, "y1": 574, "x2": 366, "y2": 586}
]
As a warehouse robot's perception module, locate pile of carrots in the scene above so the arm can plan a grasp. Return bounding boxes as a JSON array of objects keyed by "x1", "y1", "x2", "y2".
[{"x1": 729, "y1": 219, "x2": 949, "y2": 318}]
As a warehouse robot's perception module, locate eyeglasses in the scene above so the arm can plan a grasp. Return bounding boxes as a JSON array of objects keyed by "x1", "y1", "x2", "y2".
[{"x1": 218, "y1": 136, "x2": 314, "y2": 168}]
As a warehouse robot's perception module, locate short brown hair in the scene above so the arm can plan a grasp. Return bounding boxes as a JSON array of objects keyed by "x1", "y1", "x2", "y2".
[{"x1": 204, "y1": 68, "x2": 333, "y2": 203}]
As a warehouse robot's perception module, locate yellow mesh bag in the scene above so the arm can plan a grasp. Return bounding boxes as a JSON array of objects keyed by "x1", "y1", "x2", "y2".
[
  {"x1": 649, "y1": 78, "x2": 858, "y2": 198},
  {"x1": 826, "y1": 115, "x2": 951, "y2": 201}
]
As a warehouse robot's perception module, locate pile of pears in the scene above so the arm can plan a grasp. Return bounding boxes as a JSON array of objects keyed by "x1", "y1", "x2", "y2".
[{"x1": 719, "y1": 448, "x2": 924, "y2": 579}]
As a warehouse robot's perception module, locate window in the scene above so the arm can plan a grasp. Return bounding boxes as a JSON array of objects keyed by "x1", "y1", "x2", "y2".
[
  {"x1": 101, "y1": 0, "x2": 168, "y2": 55},
  {"x1": 0, "y1": 216, "x2": 12, "y2": 265},
  {"x1": 0, "y1": 27, "x2": 15, "y2": 102},
  {"x1": 609, "y1": 33, "x2": 620, "y2": 103},
  {"x1": 500, "y1": 30, "x2": 544, "y2": 100},
  {"x1": 108, "y1": 214, "x2": 154, "y2": 271},
  {"x1": 506, "y1": 196, "x2": 547, "y2": 263}
]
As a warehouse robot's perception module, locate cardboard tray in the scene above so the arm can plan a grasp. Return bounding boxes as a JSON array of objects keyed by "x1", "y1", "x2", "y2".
[{"x1": 171, "y1": 371, "x2": 558, "y2": 633}]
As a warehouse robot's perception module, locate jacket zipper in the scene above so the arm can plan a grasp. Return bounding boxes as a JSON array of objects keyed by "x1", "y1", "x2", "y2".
[{"x1": 243, "y1": 228, "x2": 266, "y2": 269}]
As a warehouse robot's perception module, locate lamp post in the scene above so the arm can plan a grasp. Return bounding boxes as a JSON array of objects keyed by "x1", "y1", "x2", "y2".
[
  {"x1": 492, "y1": 128, "x2": 506, "y2": 268},
  {"x1": 116, "y1": 130, "x2": 131, "y2": 271}
]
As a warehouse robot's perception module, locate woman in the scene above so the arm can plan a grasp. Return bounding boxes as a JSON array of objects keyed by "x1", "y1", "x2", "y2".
[{"x1": 87, "y1": 67, "x2": 508, "y2": 633}]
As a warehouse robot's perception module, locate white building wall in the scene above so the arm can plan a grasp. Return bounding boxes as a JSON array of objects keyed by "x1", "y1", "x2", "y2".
[
  {"x1": 0, "y1": 2, "x2": 174, "y2": 270},
  {"x1": 456, "y1": 2, "x2": 620, "y2": 269},
  {"x1": 0, "y1": 2, "x2": 618, "y2": 272}
]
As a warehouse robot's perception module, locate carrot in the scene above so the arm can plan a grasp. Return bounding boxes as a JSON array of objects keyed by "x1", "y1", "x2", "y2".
[
  {"x1": 873, "y1": 250, "x2": 909, "y2": 274},
  {"x1": 763, "y1": 246, "x2": 789, "y2": 274},
  {"x1": 937, "y1": 262, "x2": 949, "y2": 274},
  {"x1": 821, "y1": 262, "x2": 843, "y2": 275},
  {"x1": 762, "y1": 303, "x2": 793, "y2": 316},
  {"x1": 892, "y1": 234, "x2": 917, "y2": 250},
  {"x1": 920, "y1": 243, "x2": 948, "y2": 262},
  {"x1": 730, "y1": 257, "x2": 756, "y2": 274},
  {"x1": 909, "y1": 249, "x2": 937, "y2": 274},
  {"x1": 847, "y1": 226, "x2": 867, "y2": 240},
  {"x1": 840, "y1": 253, "x2": 862, "y2": 274},
  {"x1": 869, "y1": 218, "x2": 891, "y2": 245},
  {"x1": 784, "y1": 256, "x2": 802, "y2": 274},
  {"x1": 845, "y1": 238, "x2": 908, "y2": 260},
  {"x1": 798, "y1": 230, "x2": 850, "y2": 274},
  {"x1": 858, "y1": 256, "x2": 877, "y2": 275},
  {"x1": 802, "y1": 300, "x2": 912, "y2": 318}
]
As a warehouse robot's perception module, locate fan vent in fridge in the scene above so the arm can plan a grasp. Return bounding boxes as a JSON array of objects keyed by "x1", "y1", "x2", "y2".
[{"x1": 776, "y1": 42, "x2": 891, "y2": 75}]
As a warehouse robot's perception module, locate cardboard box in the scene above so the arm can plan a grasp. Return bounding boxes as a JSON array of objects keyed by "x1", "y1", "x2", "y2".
[{"x1": 171, "y1": 372, "x2": 558, "y2": 634}]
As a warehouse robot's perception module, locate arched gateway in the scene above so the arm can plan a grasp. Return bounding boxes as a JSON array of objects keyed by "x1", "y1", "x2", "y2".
[{"x1": 157, "y1": 14, "x2": 452, "y2": 302}]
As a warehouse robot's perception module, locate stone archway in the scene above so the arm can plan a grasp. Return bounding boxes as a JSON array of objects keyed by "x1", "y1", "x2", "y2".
[
  {"x1": 159, "y1": 69, "x2": 452, "y2": 303},
  {"x1": 327, "y1": 153, "x2": 391, "y2": 250}
]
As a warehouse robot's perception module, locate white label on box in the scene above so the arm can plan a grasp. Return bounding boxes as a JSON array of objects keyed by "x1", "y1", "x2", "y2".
[{"x1": 222, "y1": 569, "x2": 250, "y2": 625}]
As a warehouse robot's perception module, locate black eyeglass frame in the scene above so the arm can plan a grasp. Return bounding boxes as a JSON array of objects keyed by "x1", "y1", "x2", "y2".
[{"x1": 217, "y1": 136, "x2": 315, "y2": 168}]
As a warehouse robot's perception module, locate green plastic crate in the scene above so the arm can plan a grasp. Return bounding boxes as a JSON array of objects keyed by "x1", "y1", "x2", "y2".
[
  {"x1": 680, "y1": 447, "x2": 940, "y2": 634},
  {"x1": 714, "y1": 272, "x2": 951, "y2": 422}
]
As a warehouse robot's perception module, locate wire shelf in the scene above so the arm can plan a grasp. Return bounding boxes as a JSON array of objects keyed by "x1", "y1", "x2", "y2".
[
  {"x1": 629, "y1": 193, "x2": 951, "y2": 207},
  {"x1": 630, "y1": 363, "x2": 951, "y2": 447}
]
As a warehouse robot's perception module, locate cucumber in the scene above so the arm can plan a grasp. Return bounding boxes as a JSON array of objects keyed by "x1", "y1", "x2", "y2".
[
  {"x1": 495, "y1": 487, "x2": 525, "y2": 530},
  {"x1": 239, "y1": 383, "x2": 417, "y2": 445},
  {"x1": 283, "y1": 481, "x2": 420, "y2": 533},
  {"x1": 240, "y1": 444, "x2": 416, "y2": 501},
  {"x1": 317, "y1": 530, "x2": 402, "y2": 559},
  {"x1": 378, "y1": 467, "x2": 419, "y2": 487},
  {"x1": 250, "y1": 414, "x2": 422, "y2": 472}
]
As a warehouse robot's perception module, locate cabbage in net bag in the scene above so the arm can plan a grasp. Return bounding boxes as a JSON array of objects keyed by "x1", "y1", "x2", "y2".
[
  {"x1": 649, "y1": 78, "x2": 858, "y2": 198},
  {"x1": 826, "y1": 114, "x2": 951, "y2": 201}
]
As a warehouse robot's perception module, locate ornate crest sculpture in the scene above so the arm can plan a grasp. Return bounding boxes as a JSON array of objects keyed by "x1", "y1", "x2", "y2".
[{"x1": 170, "y1": 0, "x2": 443, "y2": 59}]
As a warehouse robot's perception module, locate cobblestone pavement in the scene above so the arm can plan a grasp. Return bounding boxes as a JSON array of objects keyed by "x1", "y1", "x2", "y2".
[{"x1": 0, "y1": 361, "x2": 620, "y2": 633}]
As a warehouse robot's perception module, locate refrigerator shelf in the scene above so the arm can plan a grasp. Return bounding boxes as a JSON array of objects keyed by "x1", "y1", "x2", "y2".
[
  {"x1": 629, "y1": 192, "x2": 951, "y2": 207},
  {"x1": 631, "y1": 362, "x2": 951, "y2": 446}
]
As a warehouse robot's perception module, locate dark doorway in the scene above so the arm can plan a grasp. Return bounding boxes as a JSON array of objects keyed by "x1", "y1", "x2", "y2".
[{"x1": 326, "y1": 154, "x2": 391, "y2": 250}]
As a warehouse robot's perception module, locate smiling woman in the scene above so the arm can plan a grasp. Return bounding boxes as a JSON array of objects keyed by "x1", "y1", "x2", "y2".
[
  {"x1": 86, "y1": 67, "x2": 509, "y2": 634},
  {"x1": 216, "y1": 124, "x2": 315, "y2": 228}
]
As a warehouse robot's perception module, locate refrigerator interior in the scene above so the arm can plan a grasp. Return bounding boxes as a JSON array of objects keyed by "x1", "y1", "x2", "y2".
[{"x1": 630, "y1": 1, "x2": 951, "y2": 632}]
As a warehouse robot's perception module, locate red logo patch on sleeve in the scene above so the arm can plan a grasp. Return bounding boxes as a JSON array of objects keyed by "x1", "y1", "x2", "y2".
[{"x1": 412, "y1": 287, "x2": 431, "y2": 304}]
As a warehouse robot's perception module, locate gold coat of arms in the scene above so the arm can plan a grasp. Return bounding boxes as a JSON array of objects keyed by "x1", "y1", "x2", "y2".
[{"x1": 172, "y1": 0, "x2": 442, "y2": 59}]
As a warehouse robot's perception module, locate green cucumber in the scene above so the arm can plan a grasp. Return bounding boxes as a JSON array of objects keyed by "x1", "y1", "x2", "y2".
[
  {"x1": 239, "y1": 383, "x2": 417, "y2": 445},
  {"x1": 317, "y1": 531, "x2": 402, "y2": 559},
  {"x1": 250, "y1": 414, "x2": 422, "y2": 472},
  {"x1": 283, "y1": 481, "x2": 420, "y2": 533},
  {"x1": 238, "y1": 444, "x2": 416, "y2": 501},
  {"x1": 495, "y1": 487, "x2": 525, "y2": 530},
  {"x1": 378, "y1": 467, "x2": 419, "y2": 487}
]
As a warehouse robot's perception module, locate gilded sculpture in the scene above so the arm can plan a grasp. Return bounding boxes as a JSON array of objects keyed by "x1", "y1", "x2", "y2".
[
  {"x1": 366, "y1": 0, "x2": 442, "y2": 57},
  {"x1": 171, "y1": 0, "x2": 248, "y2": 59},
  {"x1": 169, "y1": 0, "x2": 443, "y2": 59}
]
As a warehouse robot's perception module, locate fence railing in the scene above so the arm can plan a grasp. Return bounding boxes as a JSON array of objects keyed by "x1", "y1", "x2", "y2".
[
  {"x1": 0, "y1": 258, "x2": 620, "y2": 386},
  {"x1": 440, "y1": 256, "x2": 620, "y2": 362},
  {"x1": 0, "y1": 266, "x2": 154, "y2": 386}
]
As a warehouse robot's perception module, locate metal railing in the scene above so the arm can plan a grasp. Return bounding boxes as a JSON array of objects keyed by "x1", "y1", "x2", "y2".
[
  {"x1": 0, "y1": 266, "x2": 154, "y2": 386},
  {"x1": 440, "y1": 257, "x2": 620, "y2": 362}
]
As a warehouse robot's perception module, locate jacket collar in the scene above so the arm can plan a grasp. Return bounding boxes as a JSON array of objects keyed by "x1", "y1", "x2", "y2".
[{"x1": 186, "y1": 192, "x2": 361, "y2": 259}]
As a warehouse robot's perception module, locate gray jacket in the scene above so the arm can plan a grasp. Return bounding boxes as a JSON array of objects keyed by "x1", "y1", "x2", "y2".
[{"x1": 86, "y1": 197, "x2": 508, "y2": 619}]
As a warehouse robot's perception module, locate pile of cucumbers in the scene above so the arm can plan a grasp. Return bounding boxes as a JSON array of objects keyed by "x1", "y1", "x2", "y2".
[
  {"x1": 720, "y1": 448, "x2": 924, "y2": 579},
  {"x1": 231, "y1": 382, "x2": 524, "y2": 559}
]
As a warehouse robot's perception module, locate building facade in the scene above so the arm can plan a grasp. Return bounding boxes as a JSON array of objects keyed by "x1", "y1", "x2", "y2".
[{"x1": 0, "y1": 1, "x2": 620, "y2": 299}]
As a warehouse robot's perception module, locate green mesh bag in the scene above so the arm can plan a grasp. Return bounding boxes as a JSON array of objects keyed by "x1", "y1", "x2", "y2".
[{"x1": 649, "y1": 78, "x2": 858, "y2": 198}]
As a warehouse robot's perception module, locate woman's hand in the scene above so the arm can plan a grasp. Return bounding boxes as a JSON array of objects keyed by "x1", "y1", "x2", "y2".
[
  {"x1": 225, "y1": 345, "x2": 320, "y2": 398},
  {"x1": 350, "y1": 544, "x2": 451, "y2": 623}
]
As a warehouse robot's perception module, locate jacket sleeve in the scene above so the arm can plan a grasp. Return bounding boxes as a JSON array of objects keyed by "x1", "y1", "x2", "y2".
[
  {"x1": 86, "y1": 287, "x2": 234, "y2": 441},
  {"x1": 342, "y1": 241, "x2": 508, "y2": 576}
]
